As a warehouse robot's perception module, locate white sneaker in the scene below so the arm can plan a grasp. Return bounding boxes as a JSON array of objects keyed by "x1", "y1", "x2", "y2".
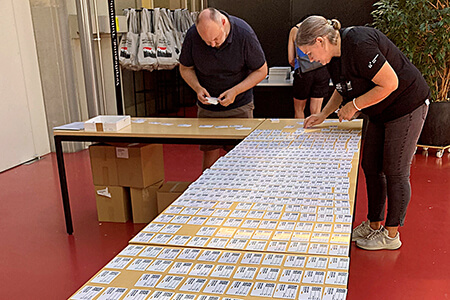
[
  {"x1": 351, "y1": 220, "x2": 376, "y2": 242},
  {"x1": 356, "y1": 227, "x2": 402, "y2": 250}
]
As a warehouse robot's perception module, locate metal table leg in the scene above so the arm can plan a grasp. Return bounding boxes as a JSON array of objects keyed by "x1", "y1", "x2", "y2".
[{"x1": 54, "y1": 136, "x2": 74, "y2": 234}]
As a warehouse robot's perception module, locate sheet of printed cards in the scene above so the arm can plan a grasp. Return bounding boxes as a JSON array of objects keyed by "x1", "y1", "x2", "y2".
[{"x1": 70, "y1": 119, "x2": 362, "y2": 300}]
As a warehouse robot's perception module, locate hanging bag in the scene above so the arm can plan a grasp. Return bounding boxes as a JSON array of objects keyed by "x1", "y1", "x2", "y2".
[
  {"x1": 119, "y1": 9, "x2": 140, "y2": 69},
  {"x1": 138, "y1": 8, "x2": 158, "y2": 71},
  {"x1": 155, "y1": 8, "x2": 179, "y2": 70}
]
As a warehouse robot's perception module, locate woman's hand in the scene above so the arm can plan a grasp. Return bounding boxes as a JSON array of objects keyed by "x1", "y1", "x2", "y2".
[
  {"x1": 337, "y1": 102, "x2": 359, "y2": 121},
  {"x1": 304, "y1": 113, "x2": 326, "y2": 128}
]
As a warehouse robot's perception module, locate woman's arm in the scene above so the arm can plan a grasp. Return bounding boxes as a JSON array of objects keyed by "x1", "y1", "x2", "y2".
[
  {"x1": 337, "y1": 61, "x2": 399, "y2": 121},
  {"x1": 288, "y1": 26, "x2": 298, "y2": 68},
  {"x1": 304, "y1": 89, "x2": 343, "y2": 127}
]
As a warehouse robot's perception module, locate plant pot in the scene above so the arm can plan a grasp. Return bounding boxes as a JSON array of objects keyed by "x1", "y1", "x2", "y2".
[{"x1": 418, "y1": 101, "x2": 450, "y2": 146}]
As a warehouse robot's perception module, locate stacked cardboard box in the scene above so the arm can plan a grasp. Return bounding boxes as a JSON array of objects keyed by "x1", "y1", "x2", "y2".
[
  {"x1": 89, "y1": 143, "x2": 164, "y2": 223},
  {"x1": 156, "y1": 181, "x2": 191, "y2": 213}
]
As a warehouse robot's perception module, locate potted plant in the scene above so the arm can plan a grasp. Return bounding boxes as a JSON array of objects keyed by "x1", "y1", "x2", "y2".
[{"x1": 371, "y1": 0, "x2": 450, "y2": 150}]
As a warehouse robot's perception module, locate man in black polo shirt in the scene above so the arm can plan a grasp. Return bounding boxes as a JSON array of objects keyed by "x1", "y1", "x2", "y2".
[{"x1": 179, "y1": 8, "x2": 267, "y2": 170}]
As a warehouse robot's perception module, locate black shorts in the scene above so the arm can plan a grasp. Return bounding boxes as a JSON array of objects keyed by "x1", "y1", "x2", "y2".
[{"x1": 293, "y1": 66, "x2": 330, "y2": 100}]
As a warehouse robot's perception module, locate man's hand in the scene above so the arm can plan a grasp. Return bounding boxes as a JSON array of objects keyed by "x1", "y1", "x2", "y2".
[
  {"x1": 304, "y1": 113, "x2": 326, "y2": 128},
  {"x1": 218, "y1": 88, "x2": 238, "y2": 107},
  {"x1": 196, "y1": 87, "x2": 211, "y2": 105}
]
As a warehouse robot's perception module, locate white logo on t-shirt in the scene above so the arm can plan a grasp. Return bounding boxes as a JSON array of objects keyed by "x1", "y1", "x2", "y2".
[{"x1": 368, "y1": 54, "x2": 379, "y2": 69}]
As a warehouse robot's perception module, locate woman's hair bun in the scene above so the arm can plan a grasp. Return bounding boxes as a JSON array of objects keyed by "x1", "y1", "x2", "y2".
[{"x1": 330, "y1": 19, "x2": 341, "y2": 30}]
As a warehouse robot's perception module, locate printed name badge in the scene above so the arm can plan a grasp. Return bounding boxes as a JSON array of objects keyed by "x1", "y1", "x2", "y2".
[
  {"x1": 71, "y1": 286, "x2": 104, "y2": 300},
  {"x1": 143, "y1": 223, "x2": 165, "y2": 233},
  {"x1": 135, "y1": 274, "x2": 162, "y2": 288},
  {"x1": 90, "y1": 270, "x2": 120, "y2": 284},
  {"x1": 131, "y1": 233, "x2": 154, "y2": 243},
  {"x1": 279, "y1": 269, "x2": 303, "y2": 283},
  {"x1": 97, "y1": 287, "x2": 127, "y2": 300},
  {"x1": 148, "y1": 260, "x2": 173, "y2": 272},
  {"x1": 262, "y1": 254, "x2": 284, "y2": 266},
  {"x1": 178, "y1": 249, "x2": 201, "y2": 260},
  {"x1": 246, "y1": 240, "x2": 267, "y2": 251},
  {"x1": 198, "y1": 250, "x2": 221, "y2": 262},
  {"x1": 302, "y1": 270, "x2": 325, "y2": 284},
  {"x1": 158, "y1": 248, "x2": 181, "y2": 260},
  {"x1": 298, "y1": 286, "x2": 322, "y2": 300},
  {"x1": 218, "y1": 252, "x2": 241, "y2": 264},
  {"x1": 105, "y1": 257, "x2": 132, "y2": 269},
  {"x1": 189, "y1": 264, "x2": 214, "y2": 276},
  {"x1": 161, "y1": 225, "x2": 183, "y2": 234},
  {"x1": 207, "y1": 238, "x2": 229, "y2": 248},
  {"x1": 234, "y1": 266, "x2": 257, "y2": 280},
  {"x1": 179, "y1": 278, "x2": 207, "y2": 292},
  {"x1": 123, "y1": 289, "x2": 152, "y2": 300},
  {"x1": 215, "y1": 228, "x2": 236, "y2": 238},
  {"x1": 325, "y1": 271, "x2": 349, "y2": 286},
  {"x1": 119, "y1": 245, "x2": 145, "y2": 257},
  {"x1": 322, "y1": 287, "x2": 348, "y2": 300},
  {"x1": 203, "y1": 279, "x2": 230, "y2": 294},
  {"x1": 211, "y1": 265, "x2": 235, "y2": 278},
  {"x1": 306, "y1": 257, "x2": 329, "y2": 269},
  {"x1": 155, "y1": 275, "x2": 184, "y2": 290},
  {"x1": 241, "y1": 253, "x2": 263, "y2": 265},
  {"x1": 284, "y1": 255, "x2": 306, "y2": 268},
  {"x1": 226, "y1": 281, "x2": 253, "y2": 297},
  {"x1": 147, "y1": 291, "x2": 174, "y2": 300},
  {"x1": 273, "y1": 284, "x2": 299, "y2": 299},
  {"x1": 328, "y1": 257, "x2": 350, "y2": 270},
  {"x1": 197, "y1": 296, "x2": 221, "y2": 300},
  {"x1": 169, "y1": 262, "x2": 193, "y2": 275},
  {"x1": 250, "y1": 282, "x2": 276, "y2": 298}
]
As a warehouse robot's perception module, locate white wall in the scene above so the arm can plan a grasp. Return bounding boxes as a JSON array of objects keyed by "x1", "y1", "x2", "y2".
[{"x1": 0, "y1": 1, "x2": 50, "y2": 172}]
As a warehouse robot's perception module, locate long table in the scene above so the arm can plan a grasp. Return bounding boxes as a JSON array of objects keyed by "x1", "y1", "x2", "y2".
[
  {"x1": 68, "y1": 118, "x2": 363, "y2": 300},
  {"x1": 54, "y1": 118, "x2": 265, "y2": 235}
]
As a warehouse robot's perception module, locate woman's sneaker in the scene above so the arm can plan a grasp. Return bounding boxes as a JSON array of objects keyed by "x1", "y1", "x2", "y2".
[
  {"x1": 351, "y1": 220, "x2": 376, "y2": 242},
  {"x1": 356, "y1": 227, "x2": 402, "y2": 250}
]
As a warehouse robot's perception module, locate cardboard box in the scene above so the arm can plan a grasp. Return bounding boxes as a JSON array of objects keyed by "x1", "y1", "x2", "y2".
[
  {"x1": 94, "y1": 186, "x2": 131, "y2": 222},
  {"x1": 84, "y1": 115, "x2": 131, "y2": 132},
  {"x1": 157, "y1": 181, "x2": 191, "y2": 213},
  {"x1": 89, "y1": 144, "x2": 119, "y2": 186},
  {"x1": 116, "y1": 144, "x2": 165, "y2": 188},
  {"x1": 130, "y1": 180, "x2": 163, "y2": 223}
]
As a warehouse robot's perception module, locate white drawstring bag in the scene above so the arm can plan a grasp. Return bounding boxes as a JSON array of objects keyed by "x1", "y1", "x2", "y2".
[
  {"x1": 138, "y1": 8, "x2": 158, "y2": 71},
  {"x1": 119, "y1": 9, "x2": 140, "y2": 69},
  {"x1": 155, "y1": 8, "x2": 179, "y2": 70}
]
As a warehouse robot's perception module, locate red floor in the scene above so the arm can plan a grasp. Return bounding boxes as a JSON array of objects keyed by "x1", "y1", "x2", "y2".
[{"x1": 0, "y1": 145, "x2": 449, "y2": 299}]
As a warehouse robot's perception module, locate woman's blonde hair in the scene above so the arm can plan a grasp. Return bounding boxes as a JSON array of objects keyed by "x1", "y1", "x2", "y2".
[{"x1": 296, "y1": 15, "x2": 341, "y2": 46}]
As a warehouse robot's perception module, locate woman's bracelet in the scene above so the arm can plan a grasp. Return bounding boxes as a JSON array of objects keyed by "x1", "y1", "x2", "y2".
[{"x1": 352, "y1": 98, "x2": 362, "y2": 111}]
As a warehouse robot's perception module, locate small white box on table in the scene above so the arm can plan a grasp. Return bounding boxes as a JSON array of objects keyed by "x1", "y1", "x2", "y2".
[{"x1": 84, "y1": 115, "x2": 131, "y2": 132}]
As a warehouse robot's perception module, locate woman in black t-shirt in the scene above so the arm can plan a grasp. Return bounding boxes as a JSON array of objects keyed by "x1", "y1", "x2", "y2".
[{"x1": 297, "y1": 16, "x2": 430, "y2": 251}]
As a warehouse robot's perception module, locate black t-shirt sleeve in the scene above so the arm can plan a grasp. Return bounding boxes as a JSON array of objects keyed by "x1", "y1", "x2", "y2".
[
  {"x1": 353, "y1": 40, "x2": 387, "y2": 81},
  {"x1": 179, "y1": 26, "x2": 195, "y2": 67},
  {"x1": 244, "y1": 31, "x2": 266, "y2": 71}
]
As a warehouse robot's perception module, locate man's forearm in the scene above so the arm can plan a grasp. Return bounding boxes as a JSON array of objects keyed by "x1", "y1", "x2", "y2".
[
  {"x1": 179, "y1": 64, "x2": 202, "y2": 93},
  {"x1": 231, "y1": 62, "x2": 268, "y2": 95}
]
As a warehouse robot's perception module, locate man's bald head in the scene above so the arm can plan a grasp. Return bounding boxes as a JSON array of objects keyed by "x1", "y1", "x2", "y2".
[{"x1": 195, "y1": 8, "x2": 228, "y2": 48}]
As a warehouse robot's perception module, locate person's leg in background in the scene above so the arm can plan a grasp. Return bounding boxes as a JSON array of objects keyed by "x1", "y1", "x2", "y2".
[
  {"x1": 294, "y1": 98, "x2": 307, "y2": 118},
  {"x1": 199, "y1": 102, "x2": 254, "y2": 171},
  {"x1": 202, "y1": 149, "x2": 221, "y2": 170},
  {"x1": 309, "y1": 97, "x2": 323, "y2": 115},
  {"x1": 292, "y1": 71, "x2": 310, "y2": 119}
]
